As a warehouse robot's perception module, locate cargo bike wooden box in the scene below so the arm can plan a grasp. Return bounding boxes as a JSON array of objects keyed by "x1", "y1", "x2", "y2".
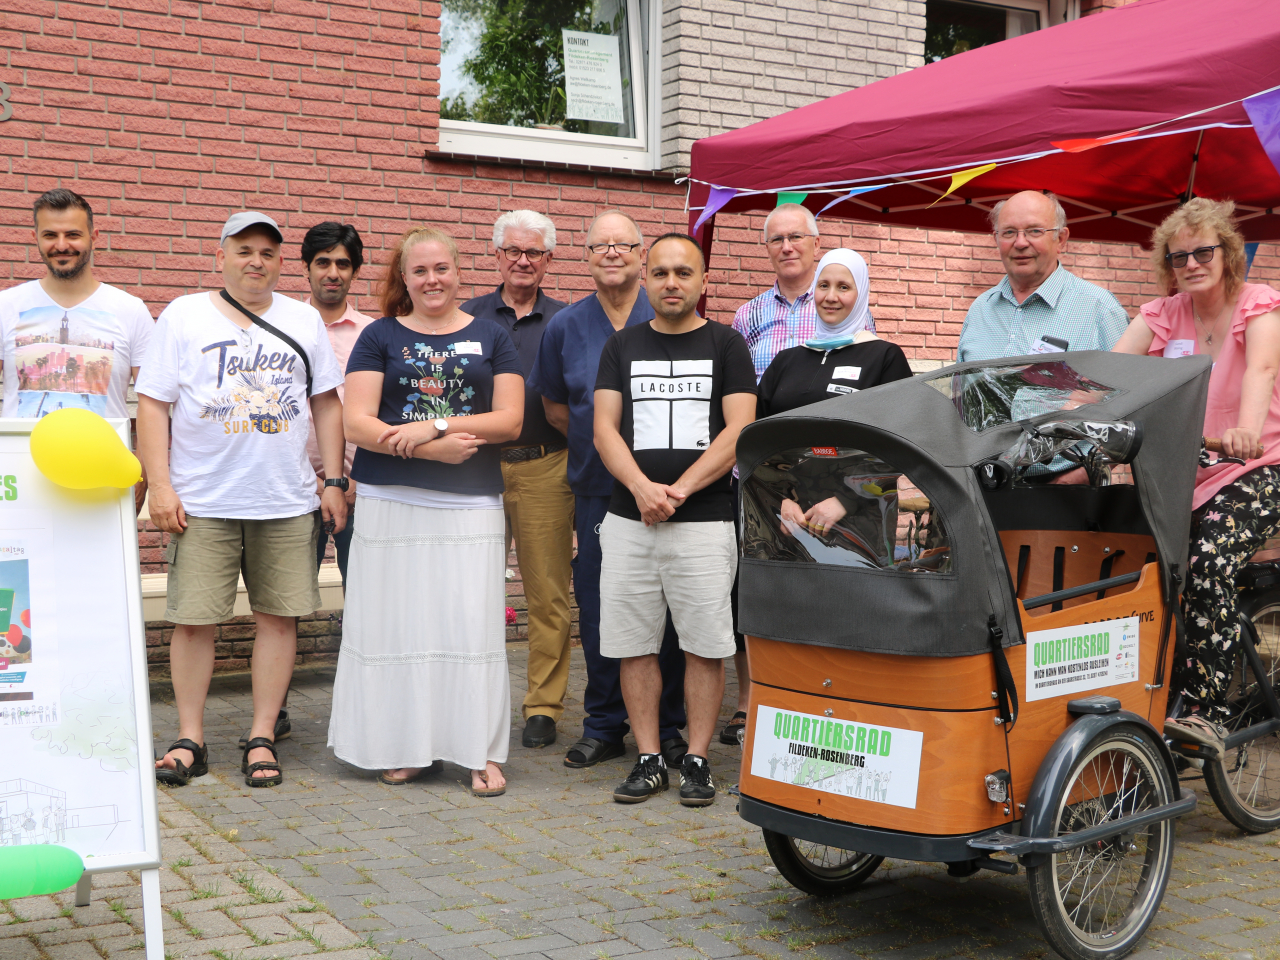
[{"x1": 731, "y1": 351, "x2": 1264, "y2": 960}]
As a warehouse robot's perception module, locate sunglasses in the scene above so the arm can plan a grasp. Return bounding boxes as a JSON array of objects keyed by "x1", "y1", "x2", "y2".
[{"x1": 1164, "y1": 244, "x2": 1220, "y2": 268}]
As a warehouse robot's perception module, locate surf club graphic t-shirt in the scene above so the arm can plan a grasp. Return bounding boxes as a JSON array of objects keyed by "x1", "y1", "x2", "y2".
[
  {"x1": 595, "y1": 320, "x2": 756, "y2": 522},
  {"x1": 0, "y1": 280, "x2": 155, "y2": 419},
  {"x1": 135, "y1": 292, "x2": 343, "y2": 520},
  {"x1": 345, "y1": 316, "x2": 523, "y2": 496}
]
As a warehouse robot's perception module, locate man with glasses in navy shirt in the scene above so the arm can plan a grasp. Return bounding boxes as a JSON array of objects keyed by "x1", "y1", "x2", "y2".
[
  {"x1": 462, "y1": 210, "x2": 571, "y2": 750},
  {"x1": 529, "y1": 211, "x2": 688, "y2": 772}
]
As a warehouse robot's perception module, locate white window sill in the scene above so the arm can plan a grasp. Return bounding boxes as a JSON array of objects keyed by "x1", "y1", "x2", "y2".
[{"x1": 435, "y1": 119, "x2": 656, "y2": 171}]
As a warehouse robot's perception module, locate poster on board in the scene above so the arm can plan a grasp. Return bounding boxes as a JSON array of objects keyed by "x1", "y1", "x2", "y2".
[
  {"x1": 0, "y1": 420, "x2": 159, "y2": 873},
  {"x1": 562, "y1": 29, "x2": 625, "y2": 124}
]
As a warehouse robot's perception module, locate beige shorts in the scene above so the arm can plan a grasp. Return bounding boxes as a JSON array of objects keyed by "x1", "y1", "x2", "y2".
[
  {"x1": 165, "y1": 513, "x2": 321, "y2": 624},
  {"x1": 598, "y1": 514, "x2": 737, "y2": 660}
]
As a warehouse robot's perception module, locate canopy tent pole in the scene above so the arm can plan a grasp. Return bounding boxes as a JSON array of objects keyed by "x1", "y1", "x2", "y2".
[{"x1": 692, "y1": 212, "x2": 716, "y2": 316}]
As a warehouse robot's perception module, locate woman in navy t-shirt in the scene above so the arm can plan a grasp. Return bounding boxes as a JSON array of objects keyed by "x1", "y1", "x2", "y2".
[{"x1": 326, "y1": 226, "x2": 524, "y2": 797}]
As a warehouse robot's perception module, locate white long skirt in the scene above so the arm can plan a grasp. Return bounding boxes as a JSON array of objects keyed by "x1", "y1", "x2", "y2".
[{"x1": 327, "y1": 496, "x2": 510, "y2": 771}]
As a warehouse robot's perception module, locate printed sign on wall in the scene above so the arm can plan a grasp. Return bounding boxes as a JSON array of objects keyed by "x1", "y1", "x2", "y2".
[
  {"x1": 562, "y1": 30, "x2": 625, "y2": 124},
  {"x1": 750, "y1": 705, "x2": 924, "y2": 809},
  {"x1": 1025, "y1": 616, "x2": 1140, "y2": 702}
]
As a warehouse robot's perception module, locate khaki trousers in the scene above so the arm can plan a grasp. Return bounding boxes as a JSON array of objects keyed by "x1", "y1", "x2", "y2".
[{"x1": 502, "y1": 448, "x2": 575, "y2": 721}]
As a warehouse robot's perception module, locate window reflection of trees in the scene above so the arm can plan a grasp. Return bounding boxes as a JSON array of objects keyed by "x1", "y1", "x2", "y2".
[
  {"x1": 742, "y1": 448, "x2": 951, "y2": 574},
  {"x1": 440, "y1": 0, "x2": 638, "y2": 137}
]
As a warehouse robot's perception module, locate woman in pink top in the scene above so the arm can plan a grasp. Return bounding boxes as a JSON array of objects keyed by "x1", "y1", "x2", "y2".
[{"x1": 1114, "y1": 198, "x2": 1280, "y2": 756}]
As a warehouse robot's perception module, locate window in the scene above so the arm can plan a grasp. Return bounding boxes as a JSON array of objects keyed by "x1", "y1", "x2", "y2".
[
  {"x1": 925, "y1": 0, "x2": 1048, "y2": 61},
  {"x1": 437, "y1": 0, "x2": 660, "y2": 169},
  {"x1": 742, "y1": 446, "x2": 952, "y2": 574},
  {"x1": 926, "y1": 360, "x2": 1119, "y2": 433}
]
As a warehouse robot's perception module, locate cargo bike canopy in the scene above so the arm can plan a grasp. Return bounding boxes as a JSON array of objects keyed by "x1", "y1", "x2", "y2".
[{"x1": 736, "y1": 351, "x2": 1211, "y2": 658}]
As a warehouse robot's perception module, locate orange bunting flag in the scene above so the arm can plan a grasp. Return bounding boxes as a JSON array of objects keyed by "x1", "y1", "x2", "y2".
[
  {"x1": 928, "y1": 162, "x2": 998, "y2": 207},
  {"x1": 1051, "y1": 129, "x2": 1141, "y2": 153}
]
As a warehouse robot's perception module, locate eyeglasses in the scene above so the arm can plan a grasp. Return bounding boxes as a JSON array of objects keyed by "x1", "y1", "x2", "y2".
[
  {"x1": 500, "y1": 247, "x2": 547, "y2": 262},
  {"x1": 586, "y1": 242, "x2": 641, "y2": 256},
  {"x1": 765, "y1": 233, "x2": 818, "y2": 249},
  {"x1": 1165, "y1": 244, "x2": 1220, "y2": 268},
  {"x1": 995, "y1": 227, "x2": 1059, "y2": 241}
]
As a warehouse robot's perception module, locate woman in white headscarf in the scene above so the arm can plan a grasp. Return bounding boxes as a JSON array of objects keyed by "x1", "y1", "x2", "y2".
[{"x1": 757, "y1": 248, "x2": 912, "y2": 538}]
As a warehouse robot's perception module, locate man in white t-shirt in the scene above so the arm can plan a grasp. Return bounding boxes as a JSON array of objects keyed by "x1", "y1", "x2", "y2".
[
  {"x1": 137, "y1": 212, "x2": 348, "y2": 790},
  {"x1": 0, "y1": 188, "x2": 155, "y2": 507}
]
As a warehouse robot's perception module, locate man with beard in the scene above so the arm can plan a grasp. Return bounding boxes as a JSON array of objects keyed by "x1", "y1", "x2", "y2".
[
  {"x1": 300, "y1": 222, "x2": 373, "y2": 585},
  {"x1": 594, "y1": 233, "x2": 756, "y2": 806},
  {"x1": 0, "y1": 189, "x2": 154, "y2": 505}
]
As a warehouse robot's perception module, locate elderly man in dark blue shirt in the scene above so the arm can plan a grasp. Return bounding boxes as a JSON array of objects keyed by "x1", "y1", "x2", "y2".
[
  {"x1": 461, "y1": 210, "x2": 571, "y2": 750},
  {"x1": 529, "y1": 210, "x2": 688, "y2": 771}
]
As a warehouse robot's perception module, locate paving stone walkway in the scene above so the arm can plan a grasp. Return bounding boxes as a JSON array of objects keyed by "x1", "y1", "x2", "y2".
[{"x1": 5, "y1": 644, "x2": 1280, "y2": 960}]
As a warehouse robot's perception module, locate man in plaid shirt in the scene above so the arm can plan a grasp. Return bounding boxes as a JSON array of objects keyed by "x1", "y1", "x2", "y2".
[{"x1": 732, "y1": 203, "x2": 876, "y2": 380}]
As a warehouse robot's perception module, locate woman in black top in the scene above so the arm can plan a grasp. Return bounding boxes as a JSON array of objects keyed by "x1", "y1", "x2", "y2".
[{"x1": 758, "y1": 248, "x2": 912, "y2": 538}]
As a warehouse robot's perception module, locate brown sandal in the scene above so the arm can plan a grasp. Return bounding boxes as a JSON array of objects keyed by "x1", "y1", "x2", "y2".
[
  {"x1": 379, "y1": 760, "x2": 443, "y2": 785},
  {"x1": 242, "y1": 737, "x2": 283, "y2": 788}
]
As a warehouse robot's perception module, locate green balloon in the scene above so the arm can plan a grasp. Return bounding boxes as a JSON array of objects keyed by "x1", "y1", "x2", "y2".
[{"x1": 0, "y1": 845, "x2": 84, "y2": 899}]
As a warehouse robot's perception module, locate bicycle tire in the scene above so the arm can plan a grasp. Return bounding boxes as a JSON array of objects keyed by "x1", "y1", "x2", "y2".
[
  {"x1": 761, "y1": 829, "x2": 883, "y2": 897},
  {"x1": 1201, "y1": 589, "x2": 1280, "y2": 833}
]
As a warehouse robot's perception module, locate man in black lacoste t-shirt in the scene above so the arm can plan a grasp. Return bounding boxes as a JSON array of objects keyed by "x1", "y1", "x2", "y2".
[{"x1": 594, "y1": 232, "x2": 756, "y2": 807}]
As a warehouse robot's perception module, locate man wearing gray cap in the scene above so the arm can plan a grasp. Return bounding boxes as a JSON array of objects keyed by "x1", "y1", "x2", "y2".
[{"x1": 138, "y1": 211, "x2": 347, "y2": 790}]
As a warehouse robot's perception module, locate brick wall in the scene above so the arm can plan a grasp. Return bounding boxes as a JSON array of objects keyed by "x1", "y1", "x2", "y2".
[{"x1": 659, "y1": 0, "x2": 926, "y2": 171}]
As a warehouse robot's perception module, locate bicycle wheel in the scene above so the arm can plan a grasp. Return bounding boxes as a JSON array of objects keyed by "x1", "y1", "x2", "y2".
[
  {"x1": 1026, "y1": 724, "x2": 1175, "y2": 960},
  {"x1": 761, "y1": 829, "x2": 883, "y2": 896},
  {"x1": 1202, "y1": 592, "x2": 1280, "y2": 833}
]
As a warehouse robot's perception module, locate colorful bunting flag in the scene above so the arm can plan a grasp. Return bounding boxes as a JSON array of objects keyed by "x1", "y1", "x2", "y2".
[
  {"x1": 817, "y1": 185, "x2": 884, "y2": 216},
  {"x1": 1051, "y1": 129, "x2": 1141, "y2": 153},
  {"x1": 928, "y1": 163, "x2": 997, "y2": 207},
  {"x1": 1244, "y1": 88, "x2": 1280, "y2": 178},
  {"x1": 1245, "y1": 242, "x2": 1260, "y2": 280},
  {"x1": 693, "y1": 185, "x2": 737, "y2": 233},
  {"x1": 777, "y1": 192, "x2": 809, "y2": 206}
]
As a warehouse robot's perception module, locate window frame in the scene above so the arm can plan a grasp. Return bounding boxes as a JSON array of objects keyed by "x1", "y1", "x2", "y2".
[{"x1": 435, "y1": 0, "x2": 664, "y2": 171}]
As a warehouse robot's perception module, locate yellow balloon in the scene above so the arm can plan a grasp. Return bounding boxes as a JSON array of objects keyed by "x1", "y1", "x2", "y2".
[{"x1": 30, "y1": 409, "x2": 142, "y2": 490}]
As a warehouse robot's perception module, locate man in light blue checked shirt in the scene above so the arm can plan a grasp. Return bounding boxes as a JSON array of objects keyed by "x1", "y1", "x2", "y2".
[
  {"x1": 732, "y1": 203, "x2": 875, "y2": 380},
  {"x1": 957, "y1": 191, "x2": 1129, "y2": 363},
  {"x1": 959, "y1": 191, "x2": 1131, "y2": 481}
]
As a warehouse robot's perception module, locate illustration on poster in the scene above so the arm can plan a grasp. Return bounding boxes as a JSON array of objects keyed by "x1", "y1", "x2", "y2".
[{"x1": 0, "y1": 551, "x2": 33, "y2": 668}]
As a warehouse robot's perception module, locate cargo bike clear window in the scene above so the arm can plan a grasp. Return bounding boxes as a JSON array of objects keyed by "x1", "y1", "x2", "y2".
[{"x1": 742, "y1": 447, "x2": 951, "y2": 573}]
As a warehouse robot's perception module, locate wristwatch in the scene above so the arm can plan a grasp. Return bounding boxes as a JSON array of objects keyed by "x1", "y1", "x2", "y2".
[
  {"x1": 324, "y1": 477, "x2": 349, "y2": 491},
  {"x1": 433, "y1": 418, "x2": 448, "y2": 436}
]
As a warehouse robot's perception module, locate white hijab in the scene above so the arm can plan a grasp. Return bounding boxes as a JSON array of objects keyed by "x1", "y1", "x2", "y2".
[{"x1": 807, "y1": 248, "x2": 874, "y2": 343}]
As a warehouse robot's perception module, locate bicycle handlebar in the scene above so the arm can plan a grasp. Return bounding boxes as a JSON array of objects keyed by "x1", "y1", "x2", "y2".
[{"x1": 1204, "y1": 437, "x2": 1266, "y2": 459}]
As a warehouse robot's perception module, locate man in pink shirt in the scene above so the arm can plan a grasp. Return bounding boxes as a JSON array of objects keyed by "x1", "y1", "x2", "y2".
[{"x1": 301, "y1": 222, "x2": 373, "y2": 583}]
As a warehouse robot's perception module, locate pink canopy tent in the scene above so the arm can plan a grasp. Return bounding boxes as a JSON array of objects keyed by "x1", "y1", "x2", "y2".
[{"x1": 685, "y1": 0, "x2": 1280, "y2": 249}]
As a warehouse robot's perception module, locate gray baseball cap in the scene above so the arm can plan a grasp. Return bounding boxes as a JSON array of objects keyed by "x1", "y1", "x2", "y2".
[{"x1": 220, "y1": 211, "x2": 283, "y2": 243}]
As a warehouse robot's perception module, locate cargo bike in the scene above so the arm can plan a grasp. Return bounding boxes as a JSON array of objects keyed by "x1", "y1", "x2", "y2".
[{"x1": 733, "y1": 351, "x2": 1280, "y2": 960}]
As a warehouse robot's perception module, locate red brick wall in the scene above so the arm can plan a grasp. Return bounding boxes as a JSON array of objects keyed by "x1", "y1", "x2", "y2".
[{"x1": 1, "y1": 0, "x2": 1275, "y2": 369}]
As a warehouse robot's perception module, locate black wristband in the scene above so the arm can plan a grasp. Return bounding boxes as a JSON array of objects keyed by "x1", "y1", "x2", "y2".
[{"x1": 323, "y1": 477, "x2": 350, "y2": 491}]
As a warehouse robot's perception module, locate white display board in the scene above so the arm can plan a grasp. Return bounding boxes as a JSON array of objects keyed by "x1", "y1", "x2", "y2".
[
  {"x1": 0, "y1": 419, "x2": 160, "y2": 876},
  {"x1": 562, "y1": 29, "x2": 625, "y2": 123}
]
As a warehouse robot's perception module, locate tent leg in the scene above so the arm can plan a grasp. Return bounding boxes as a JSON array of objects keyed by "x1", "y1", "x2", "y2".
[
  {"x1": 696, "y1": 215, "x2": 716, "y2": 316},
  {"x1": 141, "y1": 868, "x2": 164, "y2": 960},
  {"x1": 75, "y1": 873, "x2": 91, "y2": 907}
]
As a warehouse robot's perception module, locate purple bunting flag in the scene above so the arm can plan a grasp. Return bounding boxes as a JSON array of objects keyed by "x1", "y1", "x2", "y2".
[
  {"x1": 693, "y1": 185, "x2": 737, "y2": 233},
  {"x1": 1244, "y1": 87, "x2": 1280, "y2": 178}
]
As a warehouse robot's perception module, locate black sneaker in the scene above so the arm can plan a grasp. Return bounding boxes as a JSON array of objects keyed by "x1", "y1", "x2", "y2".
[
  {"x1": 613, "y1": 754, "x2": 668, "y2": 803},
  {"x1": 679, "y1": 754, "x2": 716, "y2": 807}
]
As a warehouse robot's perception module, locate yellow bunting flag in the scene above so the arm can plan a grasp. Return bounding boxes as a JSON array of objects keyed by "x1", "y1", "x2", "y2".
[{"x1": 929, "y1": 162, "x2": 998, "y2": 207}]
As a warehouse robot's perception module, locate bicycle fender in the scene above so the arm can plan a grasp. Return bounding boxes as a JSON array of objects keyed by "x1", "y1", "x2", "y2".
[{"x1": 1017, "y1": 711, "x2": 1179, "y2": 867}]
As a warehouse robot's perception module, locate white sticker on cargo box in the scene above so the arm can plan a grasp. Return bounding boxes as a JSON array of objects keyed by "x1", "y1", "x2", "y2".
[
  {"x1": 750, "y1": 705, "x2": 923, "y2": 808},
  {"x1": 1025, "y1": 616, "x2": 1140, "y2": 702}
]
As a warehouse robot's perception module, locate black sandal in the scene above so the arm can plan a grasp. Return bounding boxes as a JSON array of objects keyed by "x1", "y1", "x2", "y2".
[
  {"x1": 719, "y1": 711, "x2": 748, "y2": 745},
  {"x1": 241, "y1": 737, "x2": 283, "y2": 788},
  {"x1": 156, "y1": 738, "x2": 208, "y2": 786}
]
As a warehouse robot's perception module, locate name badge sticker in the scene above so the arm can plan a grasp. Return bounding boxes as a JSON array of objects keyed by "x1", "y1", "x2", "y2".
[
  {"x1": 453, "y1": 341, "x2": 483, "y2": 355},
  {"x1": 826, "y1": 383, "x2": 857, "y2": 396},
  {"x1": 831, "y1": 366, "x2": 861, "y2": 381},
  {"x1": 1163, "y1": 339, "x2": 1195, "y2": 358},
  {"x1": 1029, "y1": 336, "x2": 1067, "y2": 354}
]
